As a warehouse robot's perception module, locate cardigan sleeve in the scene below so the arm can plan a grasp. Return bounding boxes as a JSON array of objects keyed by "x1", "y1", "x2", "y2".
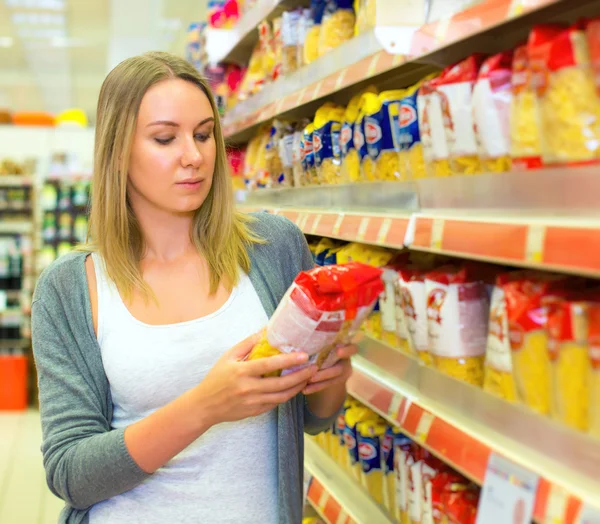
[{"x1": 32, "y1": 265, "x2": 150, "y2": 510}]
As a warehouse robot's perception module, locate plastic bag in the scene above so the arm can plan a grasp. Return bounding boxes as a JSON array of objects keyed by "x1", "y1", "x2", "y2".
[
  {"x1": 304, "y1": 0, "x2": 326, "y2": 65},
  {"x1": 282, "y1": 10, "x2": 301, "y2": 75},
  {"x1": 357, "y1": 419, "x2": 386, "y2": 505},
  {"x1": 425, "y1": 266, "x2": 490, "y2": 386},
  {"x1": 540, "y1": 24, "x2": 600, "y2": 164},
  {"x1": 272, "y1": 17, "x2": 283, "y2": 81},
  {"x1": 314, "y1": 103, "x2": 345, "y2": 184},
  {"x1": 341, "y1": 94, "x2": 362, "y2": 182},
  {"x1": 319, "y1": 0, "x2": 355, "y2": 57},
  {"x1": 354, "y1": 0, "x2": 376, "y2": 35},
  {"x1": 292, "y1": 119, "x2": 310, "y2": 187},
  {"x1": 382, "y1": 426, "x2": 399, "y2": 515},
  {"x1": 394, "y1": 433, "x2": 414, "y2": 524},
  {"x1": 297, "y1": 8, "x2": 313, "y2": 68},
  {"x1": 359, "y1": 92, "x2": 379, "y2": 181},
  {"x1": 400, "y1": 79, "x2": 430, "y2": 179},
  {"x1": 472, "y1": 51, "x2": 513, "y2": 173},
  {"x1": 247, "y1": 262, "x2": 384, "y2": 377}
]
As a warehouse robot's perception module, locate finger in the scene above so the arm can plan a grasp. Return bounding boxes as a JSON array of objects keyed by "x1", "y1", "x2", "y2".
[
  {"x1": 229, "y1": 331, "x2": 264, "y2": 360},
  {"x1": 303, "y1": 376, "x2": 345, "y2": 395},
  {"x1": 245, "y1": 350, "x2": 309, "y2": 376},
  {"x1": 350, "y1": 331, "x2": 365, "y2": 344},
  {"x1": 258, "y1": 365, "x2": 318, "y2": 393},
  {"x1": 307, "y1": 363, "x2": 345, "y2": 384},
  {"x1": 261, "y1": 381, "x2": 308, "y2": 405},
  {"x1": 336, "y1": 344, "x2": 359, "y2": 359}
]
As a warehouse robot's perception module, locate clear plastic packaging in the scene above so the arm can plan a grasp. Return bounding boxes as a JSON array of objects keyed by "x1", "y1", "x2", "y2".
[
  {"x1": 472, "y1": 51, "x2": 513, "y2": 173},
  {"x1": 265, "y1": 120, "x2": 292, "y2": 187},
  {"x1": 353, "y1": 0, "x2": 376, "y2": 35},
  {"x1": 318, "y1": 0, "x2": 355, "y2": 57},
  {"x1": 281, "y1": 10, "x2": 301, "y2": 75},
  {"x1": 302, "y1": 123, "x2": 319, "y2": 185},
  {"x1": 303, "y1": 0, "x2": 326, "y2": 65},
  {"x1": 425, "y1": 266, "x2": 490, "y2": 386},
  {"x1": 292, "y1": 119, "x2": 310, "y2": 187},
  {"x1": 539, "y1": 24, "x2": 600, "y2": 164},
  {"x1": 297, "y1": 8, "x2": 313, "y2": 68},
  {"x1": 394, "y1": 433, "x2": 414, "y2": 524},
  {"x1": 399, "y1": 79, "x2": 431, "y2": 180},
  {"x1": 341, "y1": 94, "x2": 362, "y2": 182},
  {"x1": 314, "y1": 103, "x2": 345, "y2": 185},
  {"x1": 271, "y1": 17, "x2": 283, "y2": 82},
  {"x1": 247, "y1": 262, "x2": 384, "y2": 376},
  {"x1": 360, "y1": 92, "x2": 379, "y2": 181},
  {"x1": 344, "y1": 406, "x2": 378, "y2": 481}
]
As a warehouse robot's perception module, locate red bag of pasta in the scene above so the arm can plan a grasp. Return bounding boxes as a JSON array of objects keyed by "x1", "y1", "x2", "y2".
[{"x1": 248, "y1": 262, "x2": 384, "y2": 376}]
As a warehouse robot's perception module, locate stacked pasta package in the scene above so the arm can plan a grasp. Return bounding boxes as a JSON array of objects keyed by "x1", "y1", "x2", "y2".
[
  {"x1": 314, "y1": 103, "x2": 345, "y2": 184},
  {"x1": 247, "y1": 262, "x2": 384, "y2": 376}
]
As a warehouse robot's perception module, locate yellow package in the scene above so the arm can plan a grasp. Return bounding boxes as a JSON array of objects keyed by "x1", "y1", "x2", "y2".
[
  {"x1": 318, "y1": 0, "x2": 355, "y2": 57},
  {"x1": 355, "y1": 93, "x2": 377, "y2": 181},
  {"x1": 588, "y1": 304, "x2": 600, "y2": 438},
  {"x1": 547, "y1": 299, "x2": 590, "y2": 431},
  {"x1": 539, "y1": 26, "x2": 600, "y2": 164},
  {"x1": 303, "y1": 3, "x2": 324, "y2": 65},
  {"x1": 354, "y1": 0, "x2": 376, "y2": 35},
  {"x1": 400, "y1": 79, "x2": 432, "y2": 180},
  {"x1": 357, "y1": 420, "x2": 386, "y2": 505},
  {"x1": 341, "y1": 94, "x2": 362, "y2": 183},
  {"x1": 483, "y1": 280, "x2": 519, "y2": 402},
  {"x1": 314, "y1": 104, "x2": 345, "y2": 185},
  {"x1": 292, "y1": 119, "x2": 310, "y2": 187},
  {"x1": 380, "y1": 268, "x2": 400, "y2": 348},
  {"x1": 303, "y1": 123, "x2": 319, "y2": 185},
  {"x1": 381, "y1": 427, "x2": 399, "y2": 515},
  {"x1": 344, "y1": 407, "x2": 377, "y2": 482}
]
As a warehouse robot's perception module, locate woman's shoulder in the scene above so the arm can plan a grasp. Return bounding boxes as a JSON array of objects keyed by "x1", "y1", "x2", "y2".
[
  {"x1": 246, "y1": 211, "x2": 304, "y2": 247},
  {"x1": 33, "y1": 250, "x2": 90, "y2": 304}
]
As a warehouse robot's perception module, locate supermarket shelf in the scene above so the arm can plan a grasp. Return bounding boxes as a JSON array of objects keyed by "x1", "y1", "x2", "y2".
[
  {"x1": 0, "y1": 176, "x2": 34, "y2": 187},
  {"x1": 223, "y1": 0, "x2": 600, "y2": 142},
  {"x1": 205, "y1": 0, "x2": 310, "y2": 66},
  {"x1": 347, "y1": 336, "x2": 600, "y2": 524},
  {"x1": 304, "y1": 436, "x2": 392, "y2": 524},
  {"x1": 0, "y1": 339, "x2": 29, "y2": 350},
  {"x1": 0, "y1": 221, "x2": 33, "y2": 235}
]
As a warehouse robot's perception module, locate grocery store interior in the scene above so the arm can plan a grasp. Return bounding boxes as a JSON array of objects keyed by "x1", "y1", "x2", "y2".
[{"x1": 2, "y1": 0, "x2": 600, "y2": 522}]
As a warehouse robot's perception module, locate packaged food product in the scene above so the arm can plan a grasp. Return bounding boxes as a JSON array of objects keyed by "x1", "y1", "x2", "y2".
[
  {"x1": 587, "y1": 17, "x2": 600, "y2": 95},
  {"x1": 539, "y1": 24, "x2": 600, "y2": 164},
  {"x1": 394, "y1": 433, "x2": 414, "y2": 524},
  {"x1": 483, "y1": 276, "x2": 520, "y2": 402},
  {"x1": 247, "y1": 262, "x2": 384, "y2": 376},
  {"x1": 335, "y1": 399, "x2": 351, "y2": 471},
  {"x1": 472, "y1": 51, "x2": 514, "y2": 173},
  {"x1": 302, "y1": 123, "x2": 319, "y2": 185},
  {"x1": 380, "y1": 268, "x2": 400, "y2": 347},
  {"x1": 239, "y1": 21, "x2": 276, "y2": 99},
  {"x1": 282, "y1": 9, "x2": 302, "y2": 75},
  {"x1": 243, "y1": 124, "x2": 271, "y2": 189},
  {"x1": 318, "y1": 0, "x2": 355, "y2": 57},
  {"x1": 417, "y1": 74, "x2": 452, "y2": 177},
  {"x1": 367, "y1": 91, "x2": 407, "y2": 181},
  {"x1": 292, "y1": 119, "x2": 310, "y2": 187},
  {"x1": 304, "y1": 0, "x2": 326, "y2": 65},
  {"x1": 381, "y1": 426, "x2": 398, "y2": 515},
  {"x1": 510, "y1": 26, "x2": 563, "y2": 169},
  {"x1": 399, "y1": 268, "x2": 433, "y2": 366},
  {"x1": 425, "y1": 266, "x2": 491, "y2": 386},
  {"x1": 314, "y1": 104, "x2": 345, "y2": 184},
  {"x1": 546, "y1": 297, "x2": 590, "y2": 430},
  {"x1": 272, "y1": 17, "x2": 283, "y2": 82},
  {"x1": 354, "y1": 0, "x2": 376, "y2": 35},
  {"x1": 439, "y1": 55, "x2": 485, "y2": 175},
  {"x1": 399, "y1": 79, "x2": 432, "y2": 179},
  {"x1": 420, "y1": 457, "x2": 444, "y2": 524},
  {"x1": 408, "y1": 459, "x2": 424, "y2": 524},
  {"x1": 431, "y1": 471, "x2": 471, "y2": 523},
  {"x1": 314, "y1": 237, "x2": 338, "y2": 266},
  {"x1": 443, "y1": 486, "x2": 479, "y2": 524},
  {"x1": 265, "y1": 120, "x2": 290, "y2": 187},
  {"x1": 341, "y1": 94, "x2": 362, "y2": 182},
  {"x1": 587, "y1": 303, "x2": 600, "y2": 437},
  {"x1": 357, "y1": 419, "x2": 386, "y2": 504},
  {"x1": 344, "y1": 406, "x2": 377, "y2": 481},
  {"x1": 278, "y1": 127, "x2": 295, "y2": 186},
  {"x1": 297, "y1": 8, "x2": 313, "y2": 68},
  {"x1": 359, "y1": 93, "x2": 378, "y2": 181},
  {"x1": 504, "y1": 274, "x2": 575, "y2": 415}
]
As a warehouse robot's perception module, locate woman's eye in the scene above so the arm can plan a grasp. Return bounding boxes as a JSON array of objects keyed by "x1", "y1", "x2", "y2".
[
  {"x1": 155, "y1": 137, "x2": 174, "y2": 145},
  {"x1": 195, "y1": 133, "x2": 211, "y2": 142}
]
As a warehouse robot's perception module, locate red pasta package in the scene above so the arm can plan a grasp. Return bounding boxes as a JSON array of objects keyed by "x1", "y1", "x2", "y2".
[{"x1": 248, "y1": 262, "x2": 384, "y2": 376}]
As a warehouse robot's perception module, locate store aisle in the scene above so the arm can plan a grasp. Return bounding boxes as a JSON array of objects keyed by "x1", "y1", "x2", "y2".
[{"x1": 0, "y1": 411, "x2": 64, "y2": 524}]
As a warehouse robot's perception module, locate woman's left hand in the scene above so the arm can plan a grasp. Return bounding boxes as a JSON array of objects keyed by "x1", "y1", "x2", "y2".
[{"x1": 302, "y1": 344, "x2": 359, "y2": 395}]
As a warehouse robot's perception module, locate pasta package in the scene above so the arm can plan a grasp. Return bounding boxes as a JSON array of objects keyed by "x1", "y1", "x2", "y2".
[
  {"x1": 483, "y1": 275, "x2": 520, "y2": 402},
  {"x1": 381, "y1": 426, "x2": 399, "y2": 515},
  {"x1": 314, "y1": 104, "x2": 345, "y2": 184},
  {"x1": 304, "y1": 0, "x2": 326, "y2": 65},
  {"x1": 302, "y1": 123, "x2": 319, "y2": 185},
  {"x1": 587, "y1": 17, "x2": 600, "y2": 95},
  {"x1": 472, "y1": 51, "x2": 514, "y2": 173},
  {"x1": 359, "y1": 93, "x2": 379, "y2": 181},
  {"x1": 504, "y1": 274, "x2": 577, "y2": 415},
  {"x1": 400, "y1": 78, "x2": 432, "y2": 180},
  {"x1": 394, "y1": 433, "x2": 415, "y2": 524},
  {"x1": 357, "y1": 420, "x2": 387, "y2": 505},
  {"x1": 341, "y1": 94, "x2": 362, "y2": 182},
  {"x1": 354, "y1": 0, "x2": 376, "y2": 35},
  {"x1": 266, "y1": 120, "x2": 293, "y2": 187},
  {"x1": 539, "y1": 23, "x2": 600, "y2": 164},
  {"x1": 272, "y1": 17, "x2": 283, "y2": 81},
  {"x1": 510, "y1": 25, "x2": 563, "y2": 169},
  {"x1": 344, "y1": 406, "x2": 377, "y2": 481},
  {"x1": 431, "y1": 471, "x2": 471, "y2": 523},
  {"x1": 292, "y1": 119, "x2": 310, "y2": 187},
  {"x1": 425, "y1": 266, "x2": 491, "y2": 386},
  {"x1": 587, "y1": 304, "x2": 600, "y2": 438},
  {"x1": 281, "y1": 9, "x2": 301, "y2": 75},
  {"x1": 399, "y1": 268, "x2": 433, "y2": 366},
  {"x1": 318, "y1": 0, "x2": 355, "y2": 57},
  {"x1": 335, "y1": 399, "x2": 352, "y2": 472},
  {"x1": 417, "y1": 74, "x2": 453, "y2": 178},
  {"x1": 546, "y1": 298, "x2": 591, "y2": 431},
  {"x1": 438, "y1": 55, "x2": 485, "y2": 175},
  {"x1": 380, "y1": 268, "x2": 400, "y2": 347},
  {"x1": 247, "y1": 262, "x2": 384, "y2": 377}
]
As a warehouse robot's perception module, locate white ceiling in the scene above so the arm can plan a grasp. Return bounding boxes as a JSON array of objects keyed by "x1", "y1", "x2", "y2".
[{"x1": 0, "y1": 0, "x2": 206, "y2": 122}]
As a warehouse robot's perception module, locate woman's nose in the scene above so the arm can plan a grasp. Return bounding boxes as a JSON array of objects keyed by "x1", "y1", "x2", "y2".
[{"x1": 181, "y1": 138, "x2": 202, "y2": 168}]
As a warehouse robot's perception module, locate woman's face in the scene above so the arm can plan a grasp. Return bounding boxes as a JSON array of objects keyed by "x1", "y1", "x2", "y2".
[{"x1": 128, "y1": 78, "x2": 217, "y2": 215}]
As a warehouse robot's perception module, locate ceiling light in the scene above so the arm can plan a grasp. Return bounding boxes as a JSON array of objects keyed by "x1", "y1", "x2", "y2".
[
  {"x1": 5, "y1": 0, "x2": 65, "y2": 9},
  {"x1": 0, "y1": 37, "x2": 13, "y2": 47}
]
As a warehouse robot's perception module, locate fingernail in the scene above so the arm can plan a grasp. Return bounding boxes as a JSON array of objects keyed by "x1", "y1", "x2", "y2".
[{"x1": 295, "y1": 352, "x2": 308, "y2": 363}]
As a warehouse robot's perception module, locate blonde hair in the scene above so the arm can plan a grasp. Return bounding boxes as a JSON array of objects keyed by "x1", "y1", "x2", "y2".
[{"x1": 86, "y1": 51, "x2": 260, "y2": 299}]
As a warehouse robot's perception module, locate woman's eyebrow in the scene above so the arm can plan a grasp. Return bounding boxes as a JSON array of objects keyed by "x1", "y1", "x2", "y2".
[{"x1": 146, "y1": 117, "x2": 215, "y2": 128}]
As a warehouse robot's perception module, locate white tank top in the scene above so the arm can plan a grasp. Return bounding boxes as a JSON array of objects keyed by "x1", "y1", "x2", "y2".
[{"x1": 88, "y1": 253, "x2": 276, "y2": 524}]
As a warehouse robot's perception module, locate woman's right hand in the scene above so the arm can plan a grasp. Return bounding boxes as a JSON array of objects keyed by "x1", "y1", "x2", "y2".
[{"x1": 195, "y1": 333, "x2": 317, "y2": 425}]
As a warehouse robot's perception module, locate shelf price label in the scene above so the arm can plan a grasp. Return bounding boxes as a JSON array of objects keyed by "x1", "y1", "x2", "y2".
[
  {"x1": 357, "y1": 217, "x2": 370, "y2": 242},
  {"x1": 415, "y1": 411, "x2": 434, "y2": 443},
  {"x1": 476, "y1": 453, "x2": 539, "y2": 524},
  {"x1": 311, "y1": 214, "x2": 322, "y2": 235},
  {"x1": 430, "y1": 218, "x2": 445, "y2": 250},
  {"x1": 332, "y1": 214, "x2": 345, "y2": 236},
  {"x1": 377, "y1": 218, "x2": 392, "y2": 245},
  {"x1": 526, "y1": 224, "x2": 546, "y2": 264}
]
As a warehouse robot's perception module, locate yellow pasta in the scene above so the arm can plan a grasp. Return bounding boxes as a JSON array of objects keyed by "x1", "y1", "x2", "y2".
[
  {"x1": 553, "y1": 342, "x2": 589, "y2": 430},
  {"x1": 510, "y1": 89, "x2": 542, "y2": 160},
  {"x1": 247, "y1": 336, "x2": 282, "y2": 378},
  {"x1": 354, "y1": 0, "x2": 376, "y2": 35},
  {"x1": 357, "y1": 420, "x2": 386, "y2": 505},
  {"x1": 362, "y1": 156, "x2": 376, "y2": 181},
  {"x1": 343, "y1": 148, "x2": 361, "y2": 182},
  {"x1": 451, "y1": 154, "x2": 482, "y2": 175},
  {"x1": 407, "y1": 144, "x2": 428, "y2": 179},
  {"x1": 430, "y1": 159, "x2": 453, "y2": 178},
  {"x1": 303, "y1": 25, "x2": 320, "y2": 65},
  {"x1": 318, "y1": 8, "x2": 355, "y2": 56},
  {"x1": 483, "y1": 155, "x2": 512, "y2": 173},
  {"x1": 483, "y1": 367, "x2": 519, "y2": 401},
  {"x1": 435, "y1": 355, "x2": 485, "y2": 386}
]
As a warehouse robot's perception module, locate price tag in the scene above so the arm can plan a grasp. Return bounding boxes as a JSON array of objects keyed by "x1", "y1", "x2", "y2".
[
  {"x1": 357, "y1": 217, "x2": 370, "y2": 242},
  {"x1": 415, "y1": 411, "x2": 434, "y2": 443},
  {"x1": 367, "y1": 53, "x2": 381, "y2": 77},
  {"x1": 545, "y1": 485, "x2": 568, "y2": 524},
  {"x1": 311, "y1": 214, "x2": 322, "y2": 235},
  {"x1": 335, "y1": 68, "x2": 348, "y2": 89},
  {"x1": 332, "y1": 214, "x2": 345, "y2": 236},
  {"x1": 388, "y1": 393, "x2": 404, "y2": 424},
  {"x1": 377, "y1": 218, "x2": 392, "y2": 244},
  {"x1": 526, "y1": 224, "x2": 546, "y2": 264},
  {"x1": 299, "y1": 213, "x2": 310, "y2": 231},
  {"x1": 476, "y1": 454, "x2": 539, "y2": 524},
  {"x1": 430, "y1": 218, "x2": 445, "y2": 250},
  {"x1": 318, "y1": 487, "x2": 329, "y2": 512},
  {"x1": 579, "y1": 503, "x2": 600, "y2": 524}
]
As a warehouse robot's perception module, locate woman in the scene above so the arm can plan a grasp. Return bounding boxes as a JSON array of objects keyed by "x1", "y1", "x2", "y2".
[{"x1": 32, "y1": 51, "x2": 356, "y2": 524}]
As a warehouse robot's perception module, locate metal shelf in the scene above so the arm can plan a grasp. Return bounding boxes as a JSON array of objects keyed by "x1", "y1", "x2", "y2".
[
  {"x1": 347, "y1": 336, "x2": 600, "y2": 524},
  {"x1": 0, "y1": 176, "x2": 34, "y2": 187},
  {"x1": 0, "y1": 221, "x2": 33, "y2": 235},
  {"x1": 304, "y1": 436, "x2": 393, "y2": 524}
]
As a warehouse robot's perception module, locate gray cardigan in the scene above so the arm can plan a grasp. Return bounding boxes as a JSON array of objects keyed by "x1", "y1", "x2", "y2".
[{"x1": 32, "y1": 213, "x2": 336, "y2": 524}]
